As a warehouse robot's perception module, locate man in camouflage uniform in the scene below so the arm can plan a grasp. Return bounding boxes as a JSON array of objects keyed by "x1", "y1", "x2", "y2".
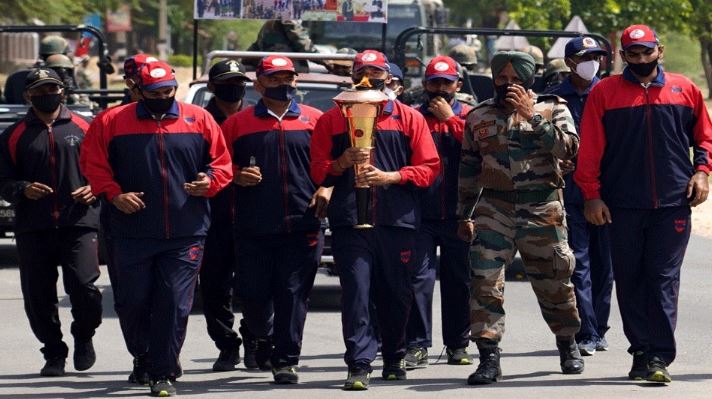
[
  {"x1": 246, "y1": 20, "x2": 329, "y2": 71},
  {"x1": 449, "y1": 44, "x2": 478, "y2": 73},
  {"x1": 457, "y1": 51, "x2": 583, "y2": 385}
]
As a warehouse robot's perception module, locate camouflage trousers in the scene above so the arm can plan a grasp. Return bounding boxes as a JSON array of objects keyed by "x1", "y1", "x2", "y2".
[{"x1": 469, "y1": 194, "x2": 580, "y2": 342}]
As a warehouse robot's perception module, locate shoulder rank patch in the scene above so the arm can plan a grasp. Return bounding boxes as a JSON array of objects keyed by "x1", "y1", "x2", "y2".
[{"x1": 536, "y1": 94, "x2": 567, "y2": 104}]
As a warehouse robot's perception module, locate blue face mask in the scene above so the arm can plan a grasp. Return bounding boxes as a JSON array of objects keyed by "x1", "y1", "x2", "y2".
[{"x1": 264, "y1": 85, "x2": 296, "y2": 102}]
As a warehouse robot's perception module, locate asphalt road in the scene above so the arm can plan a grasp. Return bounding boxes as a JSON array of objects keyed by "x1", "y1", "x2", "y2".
[{"x1": 0, "y1": 236, "x2": 710, "y2": 398}]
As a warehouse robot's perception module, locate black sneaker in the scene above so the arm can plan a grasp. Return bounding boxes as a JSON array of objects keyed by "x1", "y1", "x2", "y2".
[
  {"x1": 404, "y1": 346, "x2": 428, "y2": 369},
  {"x1": 273, "y1": 366, "x2": 299, "y2": 384},
  {"x1": 73, "y1": 339, "x2": 96, "y2": 371},
  {"x1": 213, "y1": 346, "x2": 241, "y2": 372},
  {"x1": 243, "y1": 337, "x2": 259, "y2": 369},
  {"x1": 40, "y1": 357, "x2": 66, "y2": 377},
  {"x1": 628, "y1": 351, "x2": 647, "y2": 380},
  {"x1": 467, "y1": 347, "x2": 501, "y2": 385},
  {"x1": 128, "y1": 354, "x2": 150, "y2": 385},
  {"x1": 645, "y1": 356, "x2": 672, "y2": 383},
  {"x1": 243, "y1": 337, "x2": 273, "y2": 370},
  {"x1": 149, "y1": 378, "x2": 176, "y2": 397},
  {"x1": 557, "y1": 340, "x2": 584, "y2": 374},
  {"x1": 382, "y1": 359, "x2": 407, "y2": 381},
  {"x1": 446, "y1": 347, "x2": 472, "y2": 365},
  {"x1": 343, "y1": 367, "x2": 370, "y2": 390},
  {"x1": 254, "y1": 338, "x2": 273, "y2": 370}
]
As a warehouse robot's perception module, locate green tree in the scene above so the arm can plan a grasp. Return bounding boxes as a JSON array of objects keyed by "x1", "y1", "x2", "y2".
[{"x1": 688, "y1": 0, "x2": 712, "y2": 98}]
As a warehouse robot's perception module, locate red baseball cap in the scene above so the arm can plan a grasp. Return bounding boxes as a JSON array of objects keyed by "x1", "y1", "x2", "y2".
[
  {"x1": 123, "y1": 53, "x2": 159, "y2": 79},
  {"x1": 137, "y1": 61, "x2": 177, "y2": 91},
  {"x1": 621, "y1": 25, "x2": 659, "y2": 50},
  {"x1": 256, "y1": 55, "x2": 297, "y2": 77},
  {"x1": 425, "y1": 56, "x2": 459, "y2": 81},
  {"x1": 353, "y1": 50, "x2": 390, "y2": 72}
]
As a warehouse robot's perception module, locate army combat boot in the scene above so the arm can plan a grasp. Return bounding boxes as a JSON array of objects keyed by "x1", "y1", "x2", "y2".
[
  {"x1": 557, "y1": 338, "x2": 584, "y2": 374},
  {"x1": 467, "y1": 340, "x2": 501, "y2": 385}
]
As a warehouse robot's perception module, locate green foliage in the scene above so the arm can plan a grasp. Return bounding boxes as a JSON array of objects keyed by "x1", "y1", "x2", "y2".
[
  {"x1": 197, "y1": 19, "x2": 264, "y2": 53},
  {"x1": 660, "y1": 32, "x2": 707, "y2": 88},
  {"x1": 168, "y1": 53, "x2": 199, "y2": 67},
  {"x1": 0, "y1": 0, "x2": 91, "y2": 24},
  {"x1": 507, "y1": 0, "x2": 570, "y2": 31}
]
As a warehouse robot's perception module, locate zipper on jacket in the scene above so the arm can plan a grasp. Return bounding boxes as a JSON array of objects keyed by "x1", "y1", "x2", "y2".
[
  {"x1": 644, "y1": 87, "x2": 659, "y2": 208},
  {"x1": 438, "y1": 125, "x2": 446, "y2": 220},
  {"x1": 47, "y1": 124, "x2": 60, "y2": 224},
  {"x1": 157, "y1": 118, "x2": 171, "y2": 238},
  {"x1": 278, "y1": 121, "x2": 292, "y2": 233}
]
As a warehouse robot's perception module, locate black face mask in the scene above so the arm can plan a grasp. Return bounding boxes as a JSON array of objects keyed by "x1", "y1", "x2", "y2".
[
  {"x1": 628, "y1": 57, "x2": 659, "y2": 77},
  {"x1": 353, "y1": 78, "x2": 386, "y2": 91},
  {"x1": 425, "y1": 90, "x2": 454, "y2": 103},
  {"x1": 264, "y1": 85, "x2": 296, "y2": 102},
  {"x1": 494, "y1": 83, "x2": 512, "y2": 103},
  {"x1": 142, "y1": 96, "x2": 175, "y2": 115},
  {"x1": 214, "y1": 84, "x2": 246, "y2": 103},
  {"x1": 31, "y1": 93, "x2": 63, "y2": 113}
]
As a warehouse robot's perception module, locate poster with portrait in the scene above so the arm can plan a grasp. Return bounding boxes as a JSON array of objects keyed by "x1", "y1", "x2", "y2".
[{"x1": 194, "y1": 0, "x2": 388, "y2": 22}]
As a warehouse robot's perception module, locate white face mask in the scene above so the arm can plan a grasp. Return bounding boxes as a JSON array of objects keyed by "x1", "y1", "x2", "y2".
[
  {"x1": 574, "y1": 60, "x2": 600, "y2": 81},
  {"x1": 384, "y1": 87, "x2": 398, "y2": 101}
]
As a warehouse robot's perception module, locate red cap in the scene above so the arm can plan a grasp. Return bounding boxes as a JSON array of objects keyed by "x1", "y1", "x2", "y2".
[
  {"x1": 123, "y1": 53, "x2": 159, "y2": 79},
  {"x1": 353, "y1": 50, "x2": 390, "y2": 72},
  {"x1": 137, "y1": 61, "x2": 177, "y2": 91},
  {"x1": 621, "y1": 25, "x2": 659, "y2": 50},
  {"x1": 256, "y1": 55, "x2": 297, "y2": 77},
  {"x1": 425, "y1": 56, "x2": 459, "y2": 81}
]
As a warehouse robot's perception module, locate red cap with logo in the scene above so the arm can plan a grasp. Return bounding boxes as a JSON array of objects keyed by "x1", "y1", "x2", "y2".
[
  {"x1": 353, "y1": 50, "x2": 390, "y2": 72},
  {"x1": 256, "y1": 55, "x2": 297, "y2": 77},
  {"x1": 137, "y1": 61, "x2": 178, "y2": 91},
  {"x1": 425, "y1": 55, "x2": 459, "y2": 81},
  {"x1": 123, "y1": 53, "x2": 159, "y2": 79},
  {"x1": 621, "y1": 24, "x2": 659, "y2": 50}
]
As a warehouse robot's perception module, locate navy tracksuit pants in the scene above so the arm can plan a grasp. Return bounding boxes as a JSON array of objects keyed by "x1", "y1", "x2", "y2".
[
  {"x1": 235, "y1": 231, "x2": 323, "y2": 368},
  {"x1": 608, "y1": 206, "x2": 691, "y2": 365},
  {"x1": 406, "y1": 220, "x2": 471, "y2": 350},
  {"x1": 332, "y1": 226, "x2": 416, "y2": 372},
  {"x1": 111, "y1": 237, "x2": 204, "y2": 379},
  {"x1": 565, "y1": 203, "x2": 614, "y2": 342},
  {"x1": 17, "y1": 227, "x2": 102, "y2": 360},
  {"x1": 200, "y1": 221, "x2": 242, "y2": 351}
]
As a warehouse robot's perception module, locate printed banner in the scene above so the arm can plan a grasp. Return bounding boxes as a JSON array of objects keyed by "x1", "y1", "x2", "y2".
[{"x1": 194, "y1": 0, "x2": 388, "y2": 22}]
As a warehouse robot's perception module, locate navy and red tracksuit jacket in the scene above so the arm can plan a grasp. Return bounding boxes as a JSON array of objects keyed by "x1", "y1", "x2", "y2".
[
  {"x1": 223, "y1": 100, "x2": 324, "y2": 237},
  {"x1": 574, "y1": 67, "x2": 712, "y2": 208},
  {"x1": 0, "y1": 105, "x2": 99, "y2": 234},
  {"x1": 80, "y1": 101, "x2": 233, "y2": 239},
  {"x1": 418, "y1": 100, "x2": 472, "y2": 220},
  {"x1": 310, "y1": 100, "x2": 441, "y2": 229}
]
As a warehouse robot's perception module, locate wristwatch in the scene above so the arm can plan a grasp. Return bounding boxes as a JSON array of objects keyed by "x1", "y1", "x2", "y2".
[{"x1": 528, "y1": 113, "x2": 544, "y2": 127}]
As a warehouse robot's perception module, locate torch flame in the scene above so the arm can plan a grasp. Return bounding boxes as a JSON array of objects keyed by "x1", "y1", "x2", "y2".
[{"x1": 353, "y1": 76, "x2": 373, "y2": 89}]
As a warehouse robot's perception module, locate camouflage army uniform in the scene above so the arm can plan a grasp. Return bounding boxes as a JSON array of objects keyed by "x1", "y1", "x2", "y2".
[
  {"x1": 245, "y1": 20, "x2": 324, "y2": 70},
  {"x1": 247, "y1": 20, "x2": 314, "y2": 53},
  {"x1": 458, "y1": 95, "x2": 580, "y2": 343}
]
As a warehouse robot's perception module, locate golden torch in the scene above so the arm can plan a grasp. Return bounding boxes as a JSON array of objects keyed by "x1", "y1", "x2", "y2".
[{"x1": 333, "y1": 77, "x2": 389, "y2": 228}]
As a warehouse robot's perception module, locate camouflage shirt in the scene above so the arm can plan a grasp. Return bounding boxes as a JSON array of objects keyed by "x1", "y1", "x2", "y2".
[
  {"x1": 247, "y1": 20, "x2": 314, "y2": 53},
  {"x1": 457, "y1": 95, "x2": 578, "y2": 216}
]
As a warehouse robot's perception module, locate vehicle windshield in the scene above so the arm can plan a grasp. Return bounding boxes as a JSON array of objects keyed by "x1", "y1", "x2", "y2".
[
  {"x1": 192, "y1": 83, "x2": 343, "y2": 112},
  {"x1": 305, "y1": 4, "x2": 421, "y2": 52}
]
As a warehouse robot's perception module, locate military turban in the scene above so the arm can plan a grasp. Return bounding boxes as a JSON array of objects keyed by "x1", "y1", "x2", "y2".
[{"x1": 490, "y1": 51, "x2": 536, "y2": 88}]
